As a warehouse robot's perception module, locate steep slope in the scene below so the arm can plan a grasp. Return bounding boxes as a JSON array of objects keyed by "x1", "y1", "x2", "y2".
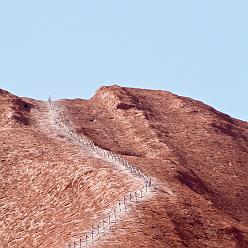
[
  {"x1": 1, "y1": 85, "x2": 248, "y2": 248},
  {"x1": 59, "y1": 85, "x2": 248, "y2": 247},
  {"x1": 0, "y1": 89, "x2": 144, "y2": 248}
]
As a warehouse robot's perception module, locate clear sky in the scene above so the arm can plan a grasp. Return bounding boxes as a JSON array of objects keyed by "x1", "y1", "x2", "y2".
[{"x1": 0, "y1": 1, "x2": 247, "y2": 121}]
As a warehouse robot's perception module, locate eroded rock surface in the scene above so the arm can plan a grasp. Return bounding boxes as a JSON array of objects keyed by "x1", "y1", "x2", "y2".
[{"x1": 1, "y1": 85, "x2": 248, "y2": 248}]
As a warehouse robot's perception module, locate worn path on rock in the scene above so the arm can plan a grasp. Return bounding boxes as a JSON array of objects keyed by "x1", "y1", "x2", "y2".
[{"x1": 42, "y1": 99, "x2": 160, "y2": 247}]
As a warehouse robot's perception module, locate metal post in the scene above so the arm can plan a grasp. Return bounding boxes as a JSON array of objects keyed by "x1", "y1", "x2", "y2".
[
  {"x1": 80, "y1": 238, "x2": 82, "y2": 248},
  {"x1": 113, "y1": 209, "x2": 117, "y2": 224},
  {"x1": 149, "y1": 178, "x2": 152, "y2": 187},
  {"x1": 108, "y1": 214, "x2": 111, "y2": 224},
  {"x1": 91, "y1": 230, "x2": 94, "y2": 240},
  {"x1": 140, "y1": 189, "x2": 143, "y2": 198},
  {"x1": 97, "y1": 225, "x2": 100, "y2": 234},
  {"x1": 129, "y1": 193, "x2": 132, "y2": 202},
  {"x1": 146, "y1": 183, "x2": 148, "y2": 193},
  {"x1": 123, "y1": 196, "x2": 127, "y2": 211},
  {"x1": 135, "y1": 192, "x2": 138, "y2": 201},
  {"x1": 85, "y1": 234, "x2": 88, "y2": 244},
  {"x1": 119, "y1": 202, "x2": 122, "y2": 211}
]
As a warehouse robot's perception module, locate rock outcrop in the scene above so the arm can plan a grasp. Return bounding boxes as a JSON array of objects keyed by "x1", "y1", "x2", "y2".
[{"x1": 0, "y1": 85, "x2": 248, "y2": 248}]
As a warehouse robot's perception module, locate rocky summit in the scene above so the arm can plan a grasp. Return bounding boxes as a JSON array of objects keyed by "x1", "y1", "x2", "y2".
[{"x1": 0, "y1": 85, "x2": 248, "y2": 248}]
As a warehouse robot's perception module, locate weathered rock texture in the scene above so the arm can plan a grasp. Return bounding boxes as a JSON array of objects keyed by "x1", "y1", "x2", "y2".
[{"x1": 0, "y1": 85, "x2": 248, "y2": 248}]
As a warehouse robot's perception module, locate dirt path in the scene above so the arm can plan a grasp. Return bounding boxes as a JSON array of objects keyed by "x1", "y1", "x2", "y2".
[{"x1": 36, "y1": 99, "x2": 155, "y2": 248}]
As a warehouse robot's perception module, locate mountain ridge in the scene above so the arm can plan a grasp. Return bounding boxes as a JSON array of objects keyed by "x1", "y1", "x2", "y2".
[{"x1": 0, "y1": 85, "x2": 248, "y2": 247}]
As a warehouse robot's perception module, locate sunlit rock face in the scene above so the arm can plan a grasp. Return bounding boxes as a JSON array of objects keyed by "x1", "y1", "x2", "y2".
[{"x1": 1, "y1": 85, "x2": 248, "y2": 248}]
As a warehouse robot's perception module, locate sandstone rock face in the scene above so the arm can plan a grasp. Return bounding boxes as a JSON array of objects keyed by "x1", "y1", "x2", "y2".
[{"x1": 0, "y1": 85, "x2": 248, "y2": 248}]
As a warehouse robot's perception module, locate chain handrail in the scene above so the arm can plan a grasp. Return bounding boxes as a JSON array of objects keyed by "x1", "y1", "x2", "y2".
[{"x1": 48, "y1": 98, "x2": 154, "y2": 247}]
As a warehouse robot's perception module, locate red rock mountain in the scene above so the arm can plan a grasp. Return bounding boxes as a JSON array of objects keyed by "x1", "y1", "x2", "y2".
[{"x1": 0, "y1": 85, "x2": 248, "y2": 248}]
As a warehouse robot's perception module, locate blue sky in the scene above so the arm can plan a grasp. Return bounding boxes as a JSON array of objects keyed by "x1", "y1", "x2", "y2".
[{"x1": 0, "y1": 0, "x2": 247, "y2": 120}]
